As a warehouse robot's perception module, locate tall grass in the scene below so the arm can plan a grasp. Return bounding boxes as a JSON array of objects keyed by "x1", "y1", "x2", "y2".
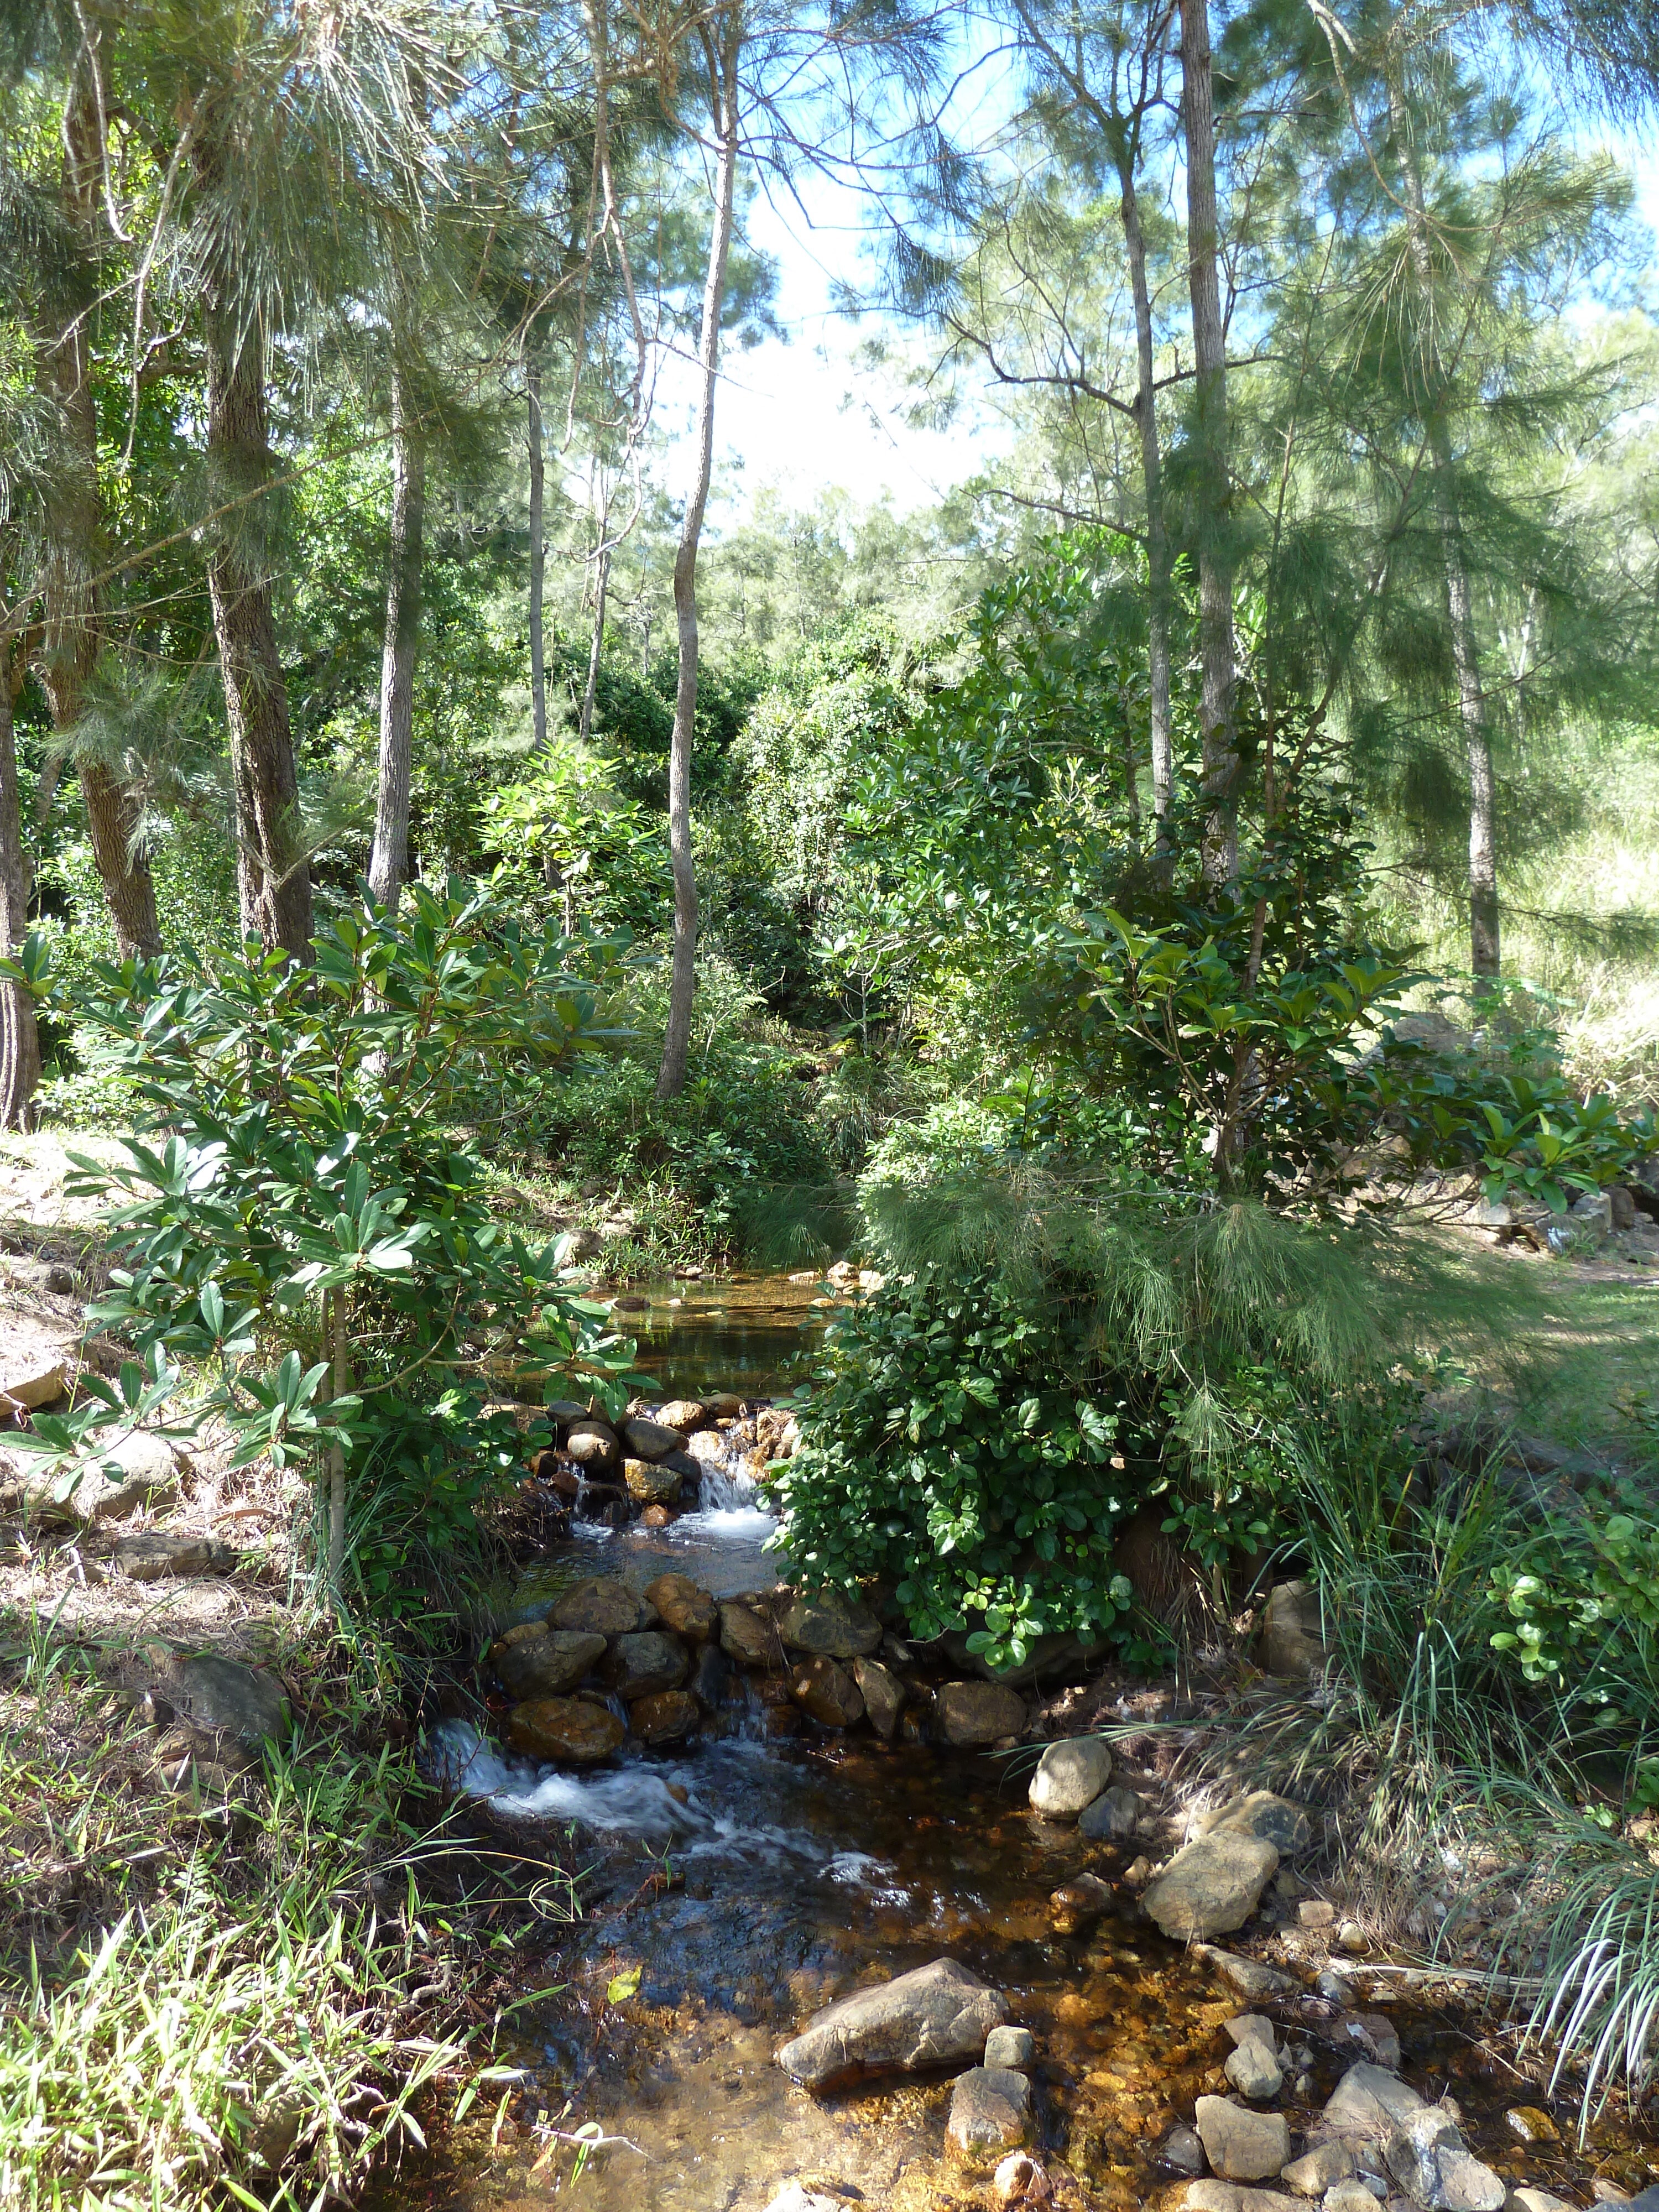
[{"x1": 0, "y1": 1615, "x2": 571, "y2": 2212}]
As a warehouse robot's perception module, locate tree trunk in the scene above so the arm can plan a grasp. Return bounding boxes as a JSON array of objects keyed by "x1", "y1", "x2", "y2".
[
  {"x1": 1119, "y1": 158, "x2": 1173, "y2": 839},
  {"x1": 0, "y1": 644, "x2": 41, "y2": 1130},
  {"x1": 202, "y1": 298, "x2": 314, "y2": 959},
  {"x1": 1389, "y1": 77, "x2": 1500, "y2": 977},
  {"x1": 1178, "y1": 0, "x2": 1239, "y2": 884},
  {"x1": 527, "y1": 356, "x2": 548, "y2": 758},
  {"x1": 579, "y1": 538, "x2": 612, "y2": 743},
  {"x1": 656, "y1": 17, "x2": 740, "y2": 1102},
  {"x1": 368, "y1": 358, "x2": 425, "y2": 910},
  {"x1": 40, "y1": 58, "x2": 162, "y2": 959}
]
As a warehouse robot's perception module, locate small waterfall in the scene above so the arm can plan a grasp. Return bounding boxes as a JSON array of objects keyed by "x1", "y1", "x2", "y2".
[{"x1": 686, "y1": 1426, "x2": 775, "y2": 1533}]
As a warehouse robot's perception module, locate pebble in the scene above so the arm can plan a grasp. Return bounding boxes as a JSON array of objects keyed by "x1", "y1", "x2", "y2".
[{"x1": 1336, "y1": 1919, "x2": 1368, "y2": 1954}]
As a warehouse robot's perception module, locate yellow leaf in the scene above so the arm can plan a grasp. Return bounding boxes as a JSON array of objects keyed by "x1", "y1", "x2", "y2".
[{"x1": 606, "y1": 1967, "x2": 641, "y2": 2006}]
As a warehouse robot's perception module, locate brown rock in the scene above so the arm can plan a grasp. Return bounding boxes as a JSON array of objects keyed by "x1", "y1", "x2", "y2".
[
  {"x1": 775, "y1": 1957, "x2": 1005, "y2": 2089},
  {"x1": 947, "y1": 2067, "x2": 1033, "y2": 2163},
  {"x1": 1, "y1": 1360, "x2": 66, "y2": 1411},
  {"x1": 1144, "y1": 1834, "x2": 1280, "y2": 1940},
  {"x1": 631, "y1": 1689, "x2": 700, "y2": 1745},
  {"x1": 622, "y1": 1417, "x2": 682, "y2": 1462},
  {"x1": 507, "y1": 1697, "x2": 626, "y2": 1763},
  {"x1": 549, "y1": 1575, "x2": 655, "y2": 1636},
  {"x1": 789, "y1": 1653, "x2": 865, "y2": 1728},
  {"x1": 1261, "y1": 1582, "x2": 1326, "y2": 1679},
  {"x1": 703, "y1": 1392, "x2": 744, "y2": 1418},
  {"x1": 489, "y1": 1624, "x2": 608, "y2": 1699},
  {"x1": 1193, "y1": 2097, "x2": 1292, "y2": 2182},
  {"x1": 112, "y1": 1532, "x2": 238, "y2": 1582},
  {"x1": 719, "y1": 1601, "x2": 778, "y2": 1668},
  {"x1": 852, "y1": 1656, "x2": 905, "y2": 1739},
  {"x1": 601, "y1": 1632, "x2": 690, "y2": 1700},
  {"x1": 936, "y1": 1681, "x2": 1026, "y2": 1747},
  {"x1": 656, "y1": 1399, "x2": 708, "y2": 1433},
  {"x1": 645, "y1": 1572, "x2": 719, "y2": 1641},
  {"x1": 564, "y1": 1419, "x2": 621, "y2": 1472},
  {"x1": 624, "y1": 1457, "x2": 682, "y2": 1505},
  {"x1": 641, "y1": 1504, "x2": 674, "y2": 1528}
]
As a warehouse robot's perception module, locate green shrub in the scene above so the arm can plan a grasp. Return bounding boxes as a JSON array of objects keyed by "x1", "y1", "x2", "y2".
[{"x1": 6, "y1": 878, "x2": 637, "y2": 1601}]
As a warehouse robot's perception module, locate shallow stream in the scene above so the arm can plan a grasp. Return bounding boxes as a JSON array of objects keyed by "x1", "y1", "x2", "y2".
[{"x1": 374, "y1": 1302, "x2": 1655, "y2": 2212}]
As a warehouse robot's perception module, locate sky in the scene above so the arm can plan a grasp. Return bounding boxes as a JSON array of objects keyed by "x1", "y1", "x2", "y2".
[{"x1": 645, "y1": 108, "x2": 1659, "y2": 535}]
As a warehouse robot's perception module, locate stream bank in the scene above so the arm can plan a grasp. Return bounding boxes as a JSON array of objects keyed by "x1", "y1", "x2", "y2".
[{"x1": 375, "y1": 1389, "x2": 1658, "y2": 2212}]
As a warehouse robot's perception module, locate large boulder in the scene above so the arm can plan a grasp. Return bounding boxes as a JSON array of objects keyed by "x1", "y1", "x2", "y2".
[
  {"x1": 1028, "y1": 1738, "x2": 1112, "y2": 1817},
  {"x1": 602, "y1": 1632, "x2": 690, "y2": 1700},
  {"x1": 507, "y1": 1697, "x2": 626, "y2": 1763},
  {"x1": 775, "y1": 1958, "x2": 1006, "y2": 2091},
  {"x1": 788, "y1": 1654, "x2": 864, "y2": 1728},
  {"x1": 851, "y1": 1656, "x2": 905, "y2": 1739},
  {"x1": 490, "y1": 1623, "x2": 607, "y2": 1699},
  {"x1": 622, "y1": 1417, "x2": 683, "y2": 1462},
  {"x1": 564, "y1": 1419, "x2": 621, "y2": 1472},
  {"x1": 776, "y1": 1588, "x2": 883, "y2": 1660},
  {"x1": 1193, "y1": 2098, "x2": 1291, "y2": 2183},
  {"x1": 550, "y1": 1576, "x2": 655, "y2": 1636},
  {"x1": 112, "y1": 1532, "x2": 239, "y2": 1582},
  {"x1": 15, "y1": 1431, "x2": 182, "y2": 1528},
  {"x1": 624, "y1": 1457, "x2": 682, "y2": 1506},
  {"x1": 631, "y1": 1689, "x2": 700, "y2": 1745},
  {"x1": 645, "y1": 1572, "x2": 719, "y2": 1641},
  {"x1": 719, "y1": 1601, "x2": 779, "y2": 1668},
  {"x1": 1143, "y1": 1834, "x2": 1279, "y2": 1940},
  {"x1": 947, "y1": 2067, "x2": 1032, "y2": 2162},
  {"x1": 1204, "y1": 1791, "x2": 1313, "y2": 1856},
  {"x1": 1384, "y1": 2109, "x2": 1505, "y2": 2212},
  {"x1": 936, "y1": 1682, "x2": 1026, "y2": 1747}
]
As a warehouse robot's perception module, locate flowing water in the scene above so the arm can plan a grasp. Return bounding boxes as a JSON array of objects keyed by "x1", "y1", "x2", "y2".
[{"x1": 374, "y1": 1322, "x2": 1656, "y2": 2212}]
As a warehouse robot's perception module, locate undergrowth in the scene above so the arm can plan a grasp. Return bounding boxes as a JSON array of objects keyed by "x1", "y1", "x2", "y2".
[{"x1": 0, "y1": 1612, "x2": 576, "y2": 2212}]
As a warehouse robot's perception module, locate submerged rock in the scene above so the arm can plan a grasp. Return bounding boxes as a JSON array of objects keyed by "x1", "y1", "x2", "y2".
[
  {"x1": 777, "y1": 1589, "x2": 883, "y2": 1660},
  {"x1": 1194, "y1": 2095, "x2": 1292, "y2": 2182},
  {"x1": 992, "y1": 2150, "x2": 1053, "y2": 2210},
  {"x1": 775, "y1": 1957, "x2": 1006, "y2": 2090},
  {"x1": 505, "y1": 1696, "x2": 625, "y2": 1763},
  {"x1": 852, "y1": 1656, "x2": 905, "y2": 1739},
  {"x1": 490, "y1": 1623, "x2": 607, "y2": 1699},
  {"x1": 1160, "y1": 2125, "x2": 1209, "y2": 2178},
  {"x1": 1028, "y1": 1737, "x2": 1113, "y2": 1817},
  {"x1": 645, "y1": 1572, "x2": 719, "y2": 1642},
  {"x1": 936, "y1": 1681, "x2": 1026, "y2": 1747},
  {"x1": 550, "y1": 1576, "x2": 655, "y2": 1636},
  {"x1": 947, "y1": 2066, "x2": 1032, "y2": 2162},
  {"x1": 1177, "y1": 2187, "x2": 1303, "y2": 2212},
  {"x1": 1144, "y1": 1834, "x2": 1279, "y2": 1940},
  {"x1": 1193, "y1": 1948, "x2": 1300, "y2": 1999}
]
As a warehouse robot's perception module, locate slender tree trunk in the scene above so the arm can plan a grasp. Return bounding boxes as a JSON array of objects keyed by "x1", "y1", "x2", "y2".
[
  {"x1": 1390, "y1": 77, "x2": 1499, "y2": 977},
  {"x1": 368, "y1": 358, "x2": 425, "y2": 910},
  {"x1": 41, "y1": 58, "x2": 161, "y2": 959},
  {"x1": 0, "y1": 641, "x2": 40, "y2": 1130},
  {"x1": 1178, "y1": 0, "x2": 1239, "y2": 884},
  {"x1": 1119, "y1": 159, "x2": 1173, "y2": 839},
  {"x1": 527, "y1": 356, "x2": 548, "y2": 758},
  {"x1": 202, "y1": 298, "x2": 314, "y2": 959},
  {"x1": 656, "y1": 17, "x2": 740, "y2": 1102},
  {"x1": 580, "y1": 539, "x2": 612, "y2": 743}
]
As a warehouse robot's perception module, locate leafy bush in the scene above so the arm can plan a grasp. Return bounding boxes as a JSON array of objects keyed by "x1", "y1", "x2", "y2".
[{"x1": 7, "y1": 879, "x2": 636, "y2": 1601}]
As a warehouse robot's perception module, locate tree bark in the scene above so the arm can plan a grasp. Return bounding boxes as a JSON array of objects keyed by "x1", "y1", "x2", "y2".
[
  {"x1": 579, "y1": 537, "x2": 612, "y2": 743},
  {"x1": 1178, "y1": 0, "x2": 1239, "y2": 884},
  {"x1": 1389, "y1": 77, "x2": 1500, "y2": 977},
  {"x1": 368, "y1": 356, "x2": 425, "y2": 910},
  {"x1": 40, "y1": 55, "x2": 162, "y2": 960},
  {"x1": 527, "y1": 356, "x2": 548, "y2": 759},
  {"x1": 656, "y1": 14, "x2": 740, "y2": 1102},
  {"x1": 202, "y1": 297, "x2": 314, "y2": 960},
  {"x1": 0, "y1": 643, "x2": 41, "y2": 1130},
  {"x1": 1120, "y1": 156, "x2": 1174, "y2": 841}
]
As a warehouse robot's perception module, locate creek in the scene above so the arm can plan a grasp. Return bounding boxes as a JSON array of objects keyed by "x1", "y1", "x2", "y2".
[{"x1": 372, "y1": 1293, "x2": 1653, "y2": 2212}]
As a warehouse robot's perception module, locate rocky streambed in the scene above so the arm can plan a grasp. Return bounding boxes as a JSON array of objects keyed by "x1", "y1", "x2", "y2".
[{"x1": 386, "y1": 1387, "x2": 1657, "y2": 2212}]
